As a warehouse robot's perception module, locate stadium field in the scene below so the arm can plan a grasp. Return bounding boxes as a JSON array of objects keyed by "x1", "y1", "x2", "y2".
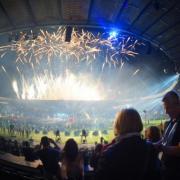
[{"x1": 0, "y1": 119, "x2": 166, "y2": 145}]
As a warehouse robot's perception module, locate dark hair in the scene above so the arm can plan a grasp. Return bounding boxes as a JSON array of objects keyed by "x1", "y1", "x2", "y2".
[
  {"x1": 146, "y1": 126, "x2": 161, "y2": 143},
  {"x1": 162, "y1": 91, "x2": 179, "y2": 105},
  {"x1": 40, "y1": 136, "x2": 50, "y2": 147},
  {"x1": 63, "y1": 138, "x2": 78, "y2": 161}
]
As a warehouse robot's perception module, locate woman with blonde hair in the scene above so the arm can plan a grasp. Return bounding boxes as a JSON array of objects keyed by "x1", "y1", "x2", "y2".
[
  {"x1": 96, "y1": 108, "x2": 160, "y2": 180},
  {"x1": 113, "y1": 108, "x2": 143, "y2": 137}
]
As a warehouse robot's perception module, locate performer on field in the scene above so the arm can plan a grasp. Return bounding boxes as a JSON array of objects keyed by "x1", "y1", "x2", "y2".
[{"x1": 81, "y1": 129, "x2": 87, "y2": 143}]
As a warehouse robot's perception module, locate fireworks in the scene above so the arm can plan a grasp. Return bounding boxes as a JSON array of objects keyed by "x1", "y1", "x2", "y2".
[
  {"x1": 132, "y1": 69, "x2": 140, "y2": 76},
  {"x1": 12, "y1": 69, "x2": 105, "y2": 100},
  {"x1": 0, "y1": 27, "x2": 141, "y2": 66},
  {"x1": 0, "y1": 26, "x2": 142, "y2": 100}
]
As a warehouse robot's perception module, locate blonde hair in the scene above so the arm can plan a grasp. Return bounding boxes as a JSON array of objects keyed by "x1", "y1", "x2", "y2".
[{"x1": 113, "y1": 108, "x2": 143, "y2": 136}]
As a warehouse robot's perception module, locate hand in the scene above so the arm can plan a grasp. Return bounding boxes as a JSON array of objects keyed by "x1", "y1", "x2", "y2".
[{"x1": 49, "y1": 138, "x2": 55, "y2": 144}]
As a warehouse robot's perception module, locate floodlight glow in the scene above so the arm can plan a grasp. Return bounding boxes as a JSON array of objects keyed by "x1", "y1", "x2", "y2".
[{"x1": 109, "y1": 30, "x2": 118, "y2": 38}]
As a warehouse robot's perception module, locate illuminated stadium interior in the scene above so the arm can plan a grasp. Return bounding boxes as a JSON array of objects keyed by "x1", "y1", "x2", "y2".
[{"x1": 0, "y1": 26, "x2": 178, "y2": 133}]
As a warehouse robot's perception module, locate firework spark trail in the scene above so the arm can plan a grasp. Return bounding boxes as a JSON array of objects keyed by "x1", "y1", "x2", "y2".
[
  {"x1": 1, "y1": 65, "x2": 14, "y2": 86},
  {"x1": 1, "y1": 65, "x2": 6, "y2": 73},
  {"x1": 0, "y1": 27, "x2": 141, "y2": 66},
  {"x1": 132, "y1": 69, "x2": 140, "y2": 76},
  {"x1": 12, "y1": 69, "x2": 105, "y2": 100},
  {"x1": 0, "y1": 27, "x2": 142, "y2": 100}
]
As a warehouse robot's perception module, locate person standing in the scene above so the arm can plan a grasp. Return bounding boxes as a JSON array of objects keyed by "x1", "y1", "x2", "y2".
[
  {"x1": 36, "y1": 136, "x2": 61, "y2": 180},
  {"x1": 157, "y1": 91, "x2": 180, "y2": 180},
  {"x1": 61, "y1": 138, "x2": 84, "y2": 180},
  {"x1": 81, "y1": 129, "x2": 87, "y2": 143},
  {"x1": 96, "y1": 108, "x2": 160, "y2": 180}
]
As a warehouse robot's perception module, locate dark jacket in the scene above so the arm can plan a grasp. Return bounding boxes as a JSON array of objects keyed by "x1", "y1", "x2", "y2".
[
  {"x1": 95, "y1": 135, "x2": 160, "y2": 180},
  {"x1": 162, "y1": 118, "x2": 180, "y2": 170},
  {"x1": 37, "y1": 147, "x2": 61, "y2": 175}
]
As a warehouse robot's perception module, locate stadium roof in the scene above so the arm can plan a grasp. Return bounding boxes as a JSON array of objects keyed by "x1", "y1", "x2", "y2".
[{"x1": 0, "y1": 0, "x2": 179, "y2": 64}]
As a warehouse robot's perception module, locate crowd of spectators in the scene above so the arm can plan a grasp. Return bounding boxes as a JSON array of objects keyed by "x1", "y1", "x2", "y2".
[{"x1": 0, "y1": 90, "x2": 180, "y2": 180}]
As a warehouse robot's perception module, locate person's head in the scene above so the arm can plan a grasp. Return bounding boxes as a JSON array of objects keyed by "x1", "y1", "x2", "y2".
[
  {"x1": 145, "y1": 126, "x2": 161, "y2": 143},
  {"x1": 162, "y1": 91, "x2": 180, "y2": 118},
  {"x1": 113, "y1": 108, "x2": 143, "y2": 136},
  {"x1": 63, "y1": 138, "x2": 78, "y2": 161},
  {"x1": 40, "y1": 136, "x2": 50, "y2": 148},
  {"x1": 100, "y1": 137, "x2": 104, "y2": 143}
]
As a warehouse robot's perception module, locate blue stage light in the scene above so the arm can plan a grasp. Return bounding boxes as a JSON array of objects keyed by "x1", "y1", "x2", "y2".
[{"x1": 109, "y1": 30, "x2": 118, "y2": 38}]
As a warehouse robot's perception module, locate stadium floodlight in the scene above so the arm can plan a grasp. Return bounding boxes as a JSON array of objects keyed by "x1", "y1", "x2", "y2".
[{"x1": 109, "y1": 30, "x2": 119, "y2": 39}]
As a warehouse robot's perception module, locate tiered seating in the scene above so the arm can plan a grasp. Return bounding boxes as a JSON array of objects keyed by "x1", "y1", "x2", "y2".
[{"x1": 0, "y1": 151, "x2": 43, "y2": 180}]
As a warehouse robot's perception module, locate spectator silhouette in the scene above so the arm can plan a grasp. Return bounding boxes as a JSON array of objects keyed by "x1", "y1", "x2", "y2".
[
  {"x1": 145, "y1": 126, "x2": 161, "y2": 143},
  {"x1": 90, "y1": 143, "x2": 103, "y2": 172},
  {"x1": 22, "y1": 141, "x2": 37, "y2": 161},
  {"x1": 96, "y1": 108, "x2": 160, "y2": 180},
  {"x1": 36, "y1": 136, "x2": 61, "y2": 180},
  {"x1": 155, "y1": 91, "x2": 180, "y2": 180},
  {"x1": 81, "y1": 129, "x2": 87, "y2": 143},
  {"x1": 61, "y1": 138, "x2": 83, "y2": 180}
]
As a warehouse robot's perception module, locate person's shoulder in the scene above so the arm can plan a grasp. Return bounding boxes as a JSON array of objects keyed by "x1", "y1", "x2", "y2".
[
  {"x1": 48, "y1": 147, "x2": 60, "y2": 152},
  {"x1": 50, "y1": 147, "x2": 61, "y2": 154},
  {"x1": 36, "y1": 149, "x2": 43, "y2": 156},
  {"x1": 102, "y1": 142, "x2": 120, "y2": 158},
  {"x1": 112, "y1": 136, "x2": 148, "y2": 151},
  {"x1": 145, "y1": 140, "x2": 157, "y2": 154}
]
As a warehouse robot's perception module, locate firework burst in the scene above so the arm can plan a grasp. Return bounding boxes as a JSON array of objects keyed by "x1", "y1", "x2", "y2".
[
  {"x1": 0, "y1": 27, "x2": 141, "y2": 66},
  {"x1": 12, "y1": 69, "x2": 105, "y2": 100},
  {"x1": 0, "y1": 26, "x2": 142, "y2": 100}
]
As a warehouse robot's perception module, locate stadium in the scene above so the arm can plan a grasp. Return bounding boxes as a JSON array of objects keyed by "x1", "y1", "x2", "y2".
[{"x1": 0, "y1": 1, "x2": 180, "y2": 180}]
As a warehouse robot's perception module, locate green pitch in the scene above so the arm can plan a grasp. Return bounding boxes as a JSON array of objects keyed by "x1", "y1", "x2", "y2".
[{"x1": 0, "y1": 119, "x2": 165, "y2": 145}]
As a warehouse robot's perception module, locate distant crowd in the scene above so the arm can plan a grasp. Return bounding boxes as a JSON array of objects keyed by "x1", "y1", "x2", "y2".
[{"x1": 0, "y1": 90, "x2": 180, "y2": 180}]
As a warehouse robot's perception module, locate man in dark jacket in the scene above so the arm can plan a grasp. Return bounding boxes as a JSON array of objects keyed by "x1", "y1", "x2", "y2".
[
  {"x1": 158, "y1": 91, "x2": 180, "y2": 180},
  {"x1": 36, "y1": 136, "x2": 61, "y2": 180}
]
